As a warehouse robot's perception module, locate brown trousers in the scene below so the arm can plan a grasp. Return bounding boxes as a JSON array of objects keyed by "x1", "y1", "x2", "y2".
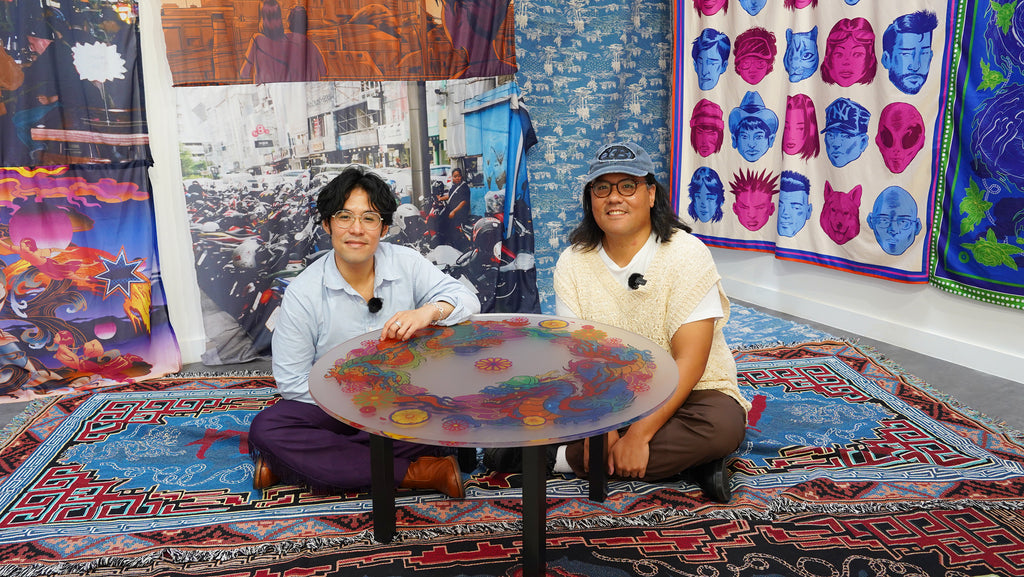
[{"x1": 565, "y1": 389, "x2": 746, "y2": 482}]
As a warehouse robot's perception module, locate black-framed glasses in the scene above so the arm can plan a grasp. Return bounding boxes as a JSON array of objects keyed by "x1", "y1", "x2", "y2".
[
  {"x1": 332, "y1": 210, "x2": 383, "y2": 230},
  {"x1": 591, "y1": 179, "x2": 642, "y2": 198}
]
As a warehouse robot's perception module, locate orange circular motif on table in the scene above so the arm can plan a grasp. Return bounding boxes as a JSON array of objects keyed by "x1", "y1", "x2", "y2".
[
  {"x1": 390, "y1": 408, "x2": 429, "y2": 426},
  {"x1": 475, "y1": 357, "x2": 512, "y2": 371},
  {"x1": 523, "y1": 415, "x2": 546, "y2": 426},
  {"x1": 538, "y1": 319, "x2": 569, "y2": 329}
]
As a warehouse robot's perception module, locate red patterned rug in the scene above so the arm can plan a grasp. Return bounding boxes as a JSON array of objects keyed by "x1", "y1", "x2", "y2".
[{"x1": 0, "y1": 341, "x2": 1021, "y2": 576}]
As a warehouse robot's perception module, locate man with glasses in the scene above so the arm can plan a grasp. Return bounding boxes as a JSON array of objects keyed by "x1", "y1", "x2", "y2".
[
  {"x1": 548, "y1": 142, "x2": 750, "y2": 503},
  {"x1": 866, "y1": 186, "x2": 922, "y2": 256},
  {"x1": 248, "y1": 167, "x2": 480, "y2": 496}
]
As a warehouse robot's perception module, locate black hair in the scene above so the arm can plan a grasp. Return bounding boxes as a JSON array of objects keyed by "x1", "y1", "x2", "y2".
[
  {"x1": 568, "y1": 173, "x2": 691, "y2": 251},
  {"x1": 317, "y1": 167, "x2": 397, "y2": 227}
]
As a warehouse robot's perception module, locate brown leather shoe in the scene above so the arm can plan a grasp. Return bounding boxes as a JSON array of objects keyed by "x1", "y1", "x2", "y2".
[
  {"x1": 400, "y1": 455, "x2": 465, "y2": 498},
  {"x1": 253, "y1": 455, "x2": 279, "y2": 490}
]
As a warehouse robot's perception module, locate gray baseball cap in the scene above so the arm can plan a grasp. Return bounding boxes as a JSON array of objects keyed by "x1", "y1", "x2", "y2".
[{"x1": 585, "y1": 142, "x2": 654, "y2": 184}]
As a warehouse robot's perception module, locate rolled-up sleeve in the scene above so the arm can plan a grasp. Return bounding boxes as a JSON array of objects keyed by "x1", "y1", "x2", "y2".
[{"x1": 408, "y1": 255, "x2": 480, "y2": 324}]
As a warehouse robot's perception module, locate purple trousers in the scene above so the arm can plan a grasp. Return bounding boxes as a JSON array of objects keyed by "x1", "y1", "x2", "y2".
[{"x1": 248, "y1": 398, "x2": 448, "y2": 492}]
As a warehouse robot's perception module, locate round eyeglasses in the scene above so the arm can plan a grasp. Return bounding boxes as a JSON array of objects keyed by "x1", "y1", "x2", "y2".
[
  {"x1": 332, "y1": 210, "x2": 383, "y2": 230},
  {"x1": 591, "y1": 179, "x2": 642, "y2": 198}
]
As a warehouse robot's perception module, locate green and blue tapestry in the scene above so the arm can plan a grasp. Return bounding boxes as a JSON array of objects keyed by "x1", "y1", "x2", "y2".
[{"x1": 931, "y1": 0, "x2": 1024, "y2": 309}]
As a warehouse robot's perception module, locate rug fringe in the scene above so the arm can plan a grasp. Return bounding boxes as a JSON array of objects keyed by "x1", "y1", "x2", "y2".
[
  {"x1": 0, "y1": 397, "x2": 61, "y2": 448},
  {"x1": 161, "y1": 368, "x2": 273, "y2": 379}
]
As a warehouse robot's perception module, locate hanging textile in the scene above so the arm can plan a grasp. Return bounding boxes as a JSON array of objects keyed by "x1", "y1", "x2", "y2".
[
  {"x1": 0, "y1": 2, "x2": 149, "y2": 168},
  {"x1": 931, "y1": 0, "x2": 1024, "y2": 309},
  {"x1": 672, "y1": 0, "x2": 956, "y2": 282},
  {"x1": 161, "y1": 0, "x2": 516, "y2": 86},
  {"x1": 0, "y1": 163, "x2": 180, "y2": 403},
  {"x1": 179, "y1": 79, "x2": 538, "y2": 365},
  {"x1": 512, "y1": 0, "x2": 674, "y2": 313}
]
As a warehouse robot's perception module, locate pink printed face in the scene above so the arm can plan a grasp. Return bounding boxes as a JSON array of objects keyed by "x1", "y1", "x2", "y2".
[
  {"x1": 827, "y1": 37, "x2": 870, "y2": 87},
  {"x1": 693, "y1": 126, "x2": 721, "y2": 157},
  {"x1": 876, "y1": 103, "x2": 925, "y2": 174},
  {"x1": 736, "y1": 56, "x2": 770, "y2": 84},
  {"x1": 732, "y1": 189, "x2": 776, "y2": 231},
  {"x1": 697, "y1": 0, "x2": 727, "y2": 16},
  {"x1": 782, "y1": 105, "x2": 807, "y2": 155},
  {"x1": 793, "y1": 0, "x2": 813, "y2": 7}
]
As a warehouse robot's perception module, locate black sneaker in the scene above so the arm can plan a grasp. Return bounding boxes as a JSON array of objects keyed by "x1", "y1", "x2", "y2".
[
  {"x1": 483, "y1": 446, "x2": 559, "y2": 474},
  {"x1": 687, "y1": 458, "x2": 730, "y2": 503}
]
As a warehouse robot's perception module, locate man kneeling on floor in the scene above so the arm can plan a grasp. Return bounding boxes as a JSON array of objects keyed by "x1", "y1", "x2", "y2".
[{"x1": 248, "y1": 167, "x2": 481, "y2": 496}]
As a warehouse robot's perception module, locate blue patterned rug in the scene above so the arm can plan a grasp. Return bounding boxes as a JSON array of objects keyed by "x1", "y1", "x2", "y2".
[{"x1": 1, "y1": 340, "x2": 1021, "y2": 576}]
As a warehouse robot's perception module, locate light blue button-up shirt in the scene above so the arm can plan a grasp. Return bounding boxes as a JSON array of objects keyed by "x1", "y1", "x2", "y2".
[{"x1": 271, "y1": 242, "x2": 481, "y2": 403}]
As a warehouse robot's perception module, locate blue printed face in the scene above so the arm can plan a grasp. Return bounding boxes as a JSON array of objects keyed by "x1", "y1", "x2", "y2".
[
  {"x1": 694, "y1": 47, "x2": 727, "y2": 90},
  {"x1": 884, "y1": 32, "x2": 934, "y2": 95},
  {"x1": 824, "y1": 130, "x2": 868, "y2": 167},
  {"x1": 777, "y1": 189, "x2": 812, "y2": 237},
  {"x1": 844, "y1": 0, "x2": 860, "y2": 4},
  {"x1": 868, "y1": 189, "x2": 921, "y2": 255},
  {"x1": 692, "y1": 183, "x2": 721, "y2": 222},
  {"x1": 735, "y1": 127, "x2": 774, "y2": 162},
  {"x1": 784, "y1": 33, "x2": 819, "y2": 83},
  {"x1": 739, "y1": 0, "x2": 767, "y2": 15}
]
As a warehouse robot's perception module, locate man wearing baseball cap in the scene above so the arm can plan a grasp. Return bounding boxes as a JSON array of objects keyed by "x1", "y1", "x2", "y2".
[
  {"x1": 545, "y1": 142, "x2": 750, "y2": 503},
  {"x1": 821, "y1": 97, "x2": 871, "y2": 168}
]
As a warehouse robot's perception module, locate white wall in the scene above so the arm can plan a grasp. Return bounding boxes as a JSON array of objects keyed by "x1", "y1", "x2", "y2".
[
  {"x1": 138, "y1": 0, "x2": 1024, "y2": 379},
  {"x1": 712, "y1": 248, "x2": 1023, "y2": 384}
]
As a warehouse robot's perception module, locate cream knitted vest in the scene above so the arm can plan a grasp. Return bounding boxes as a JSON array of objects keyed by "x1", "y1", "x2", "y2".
[{"x1": 554, "y1": 231, "x2": 750, "y2": 413}]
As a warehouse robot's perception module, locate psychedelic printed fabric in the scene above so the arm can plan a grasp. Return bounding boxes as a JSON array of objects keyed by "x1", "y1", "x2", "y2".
[
  {"x1": 0, "y1": 2, "x2": 149, "y2": 168},
  {"x1": 161, "y1": 0, "x2": 516, "y2": 85},
  {"x1": 673, "y1": 0, "x2": 955, "y2": 282},
  {"x1": 931, "y1": 0, "x2": 1024, "y2": 309},
  {"x1": 0, "y1": 164, "x2": 181, "y2": 403}
]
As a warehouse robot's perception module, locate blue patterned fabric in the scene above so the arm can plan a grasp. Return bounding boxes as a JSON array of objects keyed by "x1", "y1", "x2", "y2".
[{"x1": 514, "y1": 1, "x2": 674, "y2": 313}]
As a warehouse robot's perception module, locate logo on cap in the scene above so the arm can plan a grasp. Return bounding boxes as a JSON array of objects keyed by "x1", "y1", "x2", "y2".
[{"x1": 597, "y1": 145, "x2": 637, "y2": 161}]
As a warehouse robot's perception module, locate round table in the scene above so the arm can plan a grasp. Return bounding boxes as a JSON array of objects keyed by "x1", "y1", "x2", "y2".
[{"x1": 309, "y1": 313, "x2": 679, "y2": 577}]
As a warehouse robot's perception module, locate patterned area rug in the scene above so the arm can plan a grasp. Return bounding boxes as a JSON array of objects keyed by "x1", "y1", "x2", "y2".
[{"x1": 0, "y1": 341, "x2": 1021, "y2": 576}]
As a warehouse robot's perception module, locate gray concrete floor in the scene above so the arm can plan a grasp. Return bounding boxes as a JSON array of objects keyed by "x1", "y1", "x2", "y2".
[{"x1": 2, "y1": 304, "x2": 1022, "y2": 432}]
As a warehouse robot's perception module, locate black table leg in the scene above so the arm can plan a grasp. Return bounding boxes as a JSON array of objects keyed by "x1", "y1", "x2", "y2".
[
  {"x1": 588, "y1": 434, "x2": 607, "y2": 502},
  {"x1": 369, "y1": 434, "x2": 396, "y2": 543},
  {"x1": 457, "y1": 447, "x2": 478, "y2": 472},
  {"x1": 521, "y1": 445, "x2": 547, "y2": 577}
]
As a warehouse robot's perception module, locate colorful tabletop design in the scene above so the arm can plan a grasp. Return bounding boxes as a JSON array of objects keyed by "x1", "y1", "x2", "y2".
[{"x1": 309, "y1": 314, "x2": 679, "y2": 448}]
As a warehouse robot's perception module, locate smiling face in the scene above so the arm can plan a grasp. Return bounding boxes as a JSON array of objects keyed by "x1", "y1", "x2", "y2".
[
  {"x1": 323, "y1": 187, "x2": 386, "y2": 273},
  {"x1": 590, "y1": 173, "x2": 655, "y2": 244},
  {"x1": 827, "y1": 36, "x2": 870, "y2": 87}
]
